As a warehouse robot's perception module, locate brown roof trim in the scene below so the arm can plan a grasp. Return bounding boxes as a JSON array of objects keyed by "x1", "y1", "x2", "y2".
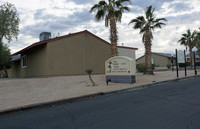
[
  {"x1": 12, "y1": 30, "x2": 87, "y2": 55},
  {"x1": 12, "y1": 58, "x2": 21, "y2": 62},
  {"x1": 12, "y1": 41, "x2": 48, "y2": 55},
  {"x1": 12, "y1": 30, "x2": 138, "y2": 55}
]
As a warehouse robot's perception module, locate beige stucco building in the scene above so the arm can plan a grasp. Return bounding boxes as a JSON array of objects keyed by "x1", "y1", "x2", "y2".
[
  {"x1": 136, "y1": 52, "x2": 173, "y2": 67},
  {"x1": 11, "y1": 30, "x2": 137, "y2": 78}
]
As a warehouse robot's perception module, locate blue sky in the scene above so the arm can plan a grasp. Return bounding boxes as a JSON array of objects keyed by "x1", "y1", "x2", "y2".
[{"x1": 1, "y1": 0, "x2": 200, "y2": 58}]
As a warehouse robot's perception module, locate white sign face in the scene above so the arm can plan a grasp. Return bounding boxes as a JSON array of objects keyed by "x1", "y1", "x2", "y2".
[
  {"x1": 177, "y1": 50, "x2": 185, "y2": 63},
  {"x1": 105, "y1": 56, "x2": 136, "y2": 76}
]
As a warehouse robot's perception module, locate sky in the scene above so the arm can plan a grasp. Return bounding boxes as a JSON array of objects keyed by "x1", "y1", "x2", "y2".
[{"x1": 0, "y1": 0, "x2": 200, "y2": 58}]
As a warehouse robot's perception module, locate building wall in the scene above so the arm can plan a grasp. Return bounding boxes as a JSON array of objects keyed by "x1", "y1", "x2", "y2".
[
  {"x1": 152, "y1": 54, "x2": 171, "y2": 67},
  {"x1": 25, "y1": 44, "x2": 48, "y2": 77},
  {"x1": 11, "y1": 32, "x2": 137, "y2": 77},
  {"x1": 46, "y1": 34, "x2": 85, "y2": 76},
  {"x1": 137, "y1": 56, "x2": 145, "y2": 64},
  {"x1": 12, "y1": 44, "x2": 48, "y2": 78},
  {"x1": 46, "y1": 32, "x2": 112, "y2": 76},
  {"x1": 137, "y1": 54, "x2": 171, "y2": 67},
  {"x1": 118, "y1": 47, "x2": 136, "y2": 60},
  {"x1": 84, "y1": 33, "x2": 111, "y2": 74},
  {"x1": 11, "y1": 61, "x2": 21, "y2": 77}
]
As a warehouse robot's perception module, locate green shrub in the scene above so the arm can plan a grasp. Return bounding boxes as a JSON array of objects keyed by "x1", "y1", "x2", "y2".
[
  {"x1": 136, "y1": 63, "x2": 147, "y2": 73},
  {"x1": 179, "y1": 62, "x2": 190, "y2": 67},
  {"x1": 166, "y1": 64, "x2": 171, "y2": 69},
  {"x1": 196, "y1": 62, "x2": 200, "y2": 66},
  {"x1": 151, "y1": 64, "x2": 155, "y2": 70},
  {"x1": 137, "y1": 63, "x2": 156, "y2": 73}
]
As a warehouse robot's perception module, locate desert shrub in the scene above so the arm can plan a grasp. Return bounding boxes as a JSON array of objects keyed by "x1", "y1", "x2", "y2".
[
  {"x1": 166, "y1": 64, "x2": 171, "y2": 69},
  {"x1": 179, "y1": 62, "x2": 190, "y2": 67},
  {"x1": 151, "y1": 64, "x2": 155, "y2": 70},
  {"x1": 136, "y1": 63, "x2": 147, "y2": 73},
  {"x1": 196, "y1": 62, "x2": 200, "y2": 66},
  {"x1": 137, "y1": 63, "x2": 156, "y2": 73}
]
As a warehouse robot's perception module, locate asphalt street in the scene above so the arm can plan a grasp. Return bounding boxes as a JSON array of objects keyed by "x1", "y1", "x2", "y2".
[{"x1": 0, "y1": 77, "x2": 200, "y2": 129}]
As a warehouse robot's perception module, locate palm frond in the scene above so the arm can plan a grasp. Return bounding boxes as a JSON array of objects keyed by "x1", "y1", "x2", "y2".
[
  {"x1": 145, "y1": 5, "x2": 155, "y2": 20},
  {"x1": 90, "y1": 4, "x2": 100, "y2": 13},
  {"x1": 155, "y1": 18, "x2": 167, "y2": 22},
  {"x1": 129, "y1": 16, "x2": 145, "y2": 29},
  {"x1": 120, "y1": 6, "x2": 130, "y2": 12},
  {"x1": 152, "y1": 22, "x2": 166, "y2": 29},
  {"x1": 90, "y1": 1, "x2": 107, "y2": 13},
  {"x1": 115, "y1": 10, "x2": 122, "y2": 22},
  {"x1": 95, "y1": 10, "x2": 106, "y2": 21},
  {"x1": 105, "y1": 15, "x2": 109, "y2": 27}
]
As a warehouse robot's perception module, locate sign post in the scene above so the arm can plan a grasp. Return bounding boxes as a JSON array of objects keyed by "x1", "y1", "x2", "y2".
[
  {"x1": 193, "y1": 52, "x2": 197, "y2": 75},
  {"x1": 184, "y1": 50, "x2": 187, "y2": 76},
  {"x1": 176, "y1": 49, "x2": 179, "y2": 78}
]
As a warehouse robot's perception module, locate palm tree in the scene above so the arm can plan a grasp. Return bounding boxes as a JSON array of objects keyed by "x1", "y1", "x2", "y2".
[
  {"x1": 178, "y1": 29, "x2": 196, "y2": 69},
  {"x1": 194, "y1": 28, "x2": 200, "y2": 57},
  {"x1": 129, "y1": 6, "x2": 167, "y2": 74},
  {"x1": 85, "y1": 69, "x2": 96, "y2": 86},
  {"x1": 90, "y1": 0, "x2": 131, "y2": 57}
]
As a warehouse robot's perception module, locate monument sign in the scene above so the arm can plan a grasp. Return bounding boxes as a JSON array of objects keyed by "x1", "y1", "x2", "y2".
[{"x1": 105, "y1": 56, "x2": 136, "y2": 84}]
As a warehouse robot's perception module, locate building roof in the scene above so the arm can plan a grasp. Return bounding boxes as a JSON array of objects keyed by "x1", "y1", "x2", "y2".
[
  {"x1": 12, "y1": 30, "x2": 138, "y2": 56},
  {"x1": 152, "y1": 52, "x2": 173, "y2": 58},
  {"x1": 136, "y1": 52, "x2": 174, "y2": 61}
]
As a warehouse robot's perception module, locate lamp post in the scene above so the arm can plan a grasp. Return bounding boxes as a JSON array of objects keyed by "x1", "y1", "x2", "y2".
[{"x1": 192, "y1": 47, "x2": 197, "y2": 75}]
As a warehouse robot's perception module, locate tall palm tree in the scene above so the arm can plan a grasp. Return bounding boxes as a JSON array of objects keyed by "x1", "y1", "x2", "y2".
[
  {"x1": 129, "y1": 6, "x2": 167, "y2": 74},
  {"x1": 178, "y1": 29, "x2": 196, "y2": 69},
  {"x1": 194, "y1": 28, "x2": 200, "y2": 57},
  {"x1": 90, "y1": 0, "x2": 131, "y2": 57}
]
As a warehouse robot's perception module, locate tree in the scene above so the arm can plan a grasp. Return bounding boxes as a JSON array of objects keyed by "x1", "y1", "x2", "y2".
[
  {"x1": 0, "y1": 2, "x2": 19, "y2": 78},
  {"x1": 85, "y1": 69, "x2": 96, "y2": 86},
  {"x1": 178, "y1": 29, "x2": 196, "y2": 69},
  {"x1": 0, "y1": 43, "x2": 11, "y2": 78},
  {"x1": 194, "y1": 28, "x2": 200, "y2": 57},
  {"x1": 90, "y1": 0, "x2": 131, "y2": 57},
  {"x1": 0, "y1": 2, "x2": 20, "y2": 43},
  {"x1": 129, "y1": 6, "x2": 167, "y2": 74}
]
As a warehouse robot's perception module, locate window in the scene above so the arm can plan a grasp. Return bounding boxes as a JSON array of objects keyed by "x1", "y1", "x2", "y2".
[{"x1": 22, "y1": 55, "x2": 27, "y2": 68}]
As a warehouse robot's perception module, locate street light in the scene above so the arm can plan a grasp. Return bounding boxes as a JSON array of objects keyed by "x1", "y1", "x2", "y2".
[{"x1": 192, "y1": 47, "x2": 197, "y2": 75}]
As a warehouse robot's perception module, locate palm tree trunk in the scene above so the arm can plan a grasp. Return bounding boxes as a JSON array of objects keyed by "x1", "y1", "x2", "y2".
[
  {"x1": 145, "y1": 41, "x2": 152, "y2": 73},
  {"x1": 144, "y1": 30, "x2": 152, "y2": 74},
  {"x1": 189, "y1": 43, "x2": 193, "y2": 69},
  {"x1": 197, "y1": 44, "x2": 200, "y2": 57},
  {"x1": 89, "y1": 74, "x2": 96, "y2": 86},
  {"x1": 109, "y1": 12, "x2": 118, "y2": 57}
]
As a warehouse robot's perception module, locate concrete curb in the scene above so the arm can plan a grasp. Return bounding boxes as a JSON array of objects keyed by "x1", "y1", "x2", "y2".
[
  {"x1": 0, "y1": 75, "x2": 199, "y2": 116},
  {"x1": 103, "y1": 75, "x2": 200, "y2": 95}
]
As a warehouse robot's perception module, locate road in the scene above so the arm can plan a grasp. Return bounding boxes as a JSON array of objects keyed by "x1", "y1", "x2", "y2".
[{"x1": 0, "y1": 77, "x2": 200, "y2": 129}]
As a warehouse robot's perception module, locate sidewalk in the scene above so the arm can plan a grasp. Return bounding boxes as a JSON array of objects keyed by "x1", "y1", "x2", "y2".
[{"x1": 0, "y1": 70, "x2": 198, "y2": 112}]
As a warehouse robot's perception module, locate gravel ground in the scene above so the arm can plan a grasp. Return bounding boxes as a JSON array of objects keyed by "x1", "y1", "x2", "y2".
[{"x1": 0, "y1": 70, "x2": 198, "y2": 111}]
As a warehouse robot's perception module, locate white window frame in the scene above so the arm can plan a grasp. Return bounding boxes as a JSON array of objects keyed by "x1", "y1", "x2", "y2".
[{"x1": 22, "y1": 55, "x2": 27, "y2": 68}]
